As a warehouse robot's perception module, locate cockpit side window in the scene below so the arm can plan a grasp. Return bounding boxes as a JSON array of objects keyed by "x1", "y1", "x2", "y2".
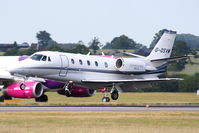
[
  {"x1": 48, "y1": 57, "x2": 51, "y2": 62},
  {"x1": 30, "y1": 54, "x2": 43, "y2": 61},
  {"x1": 41, "y1": 56, "x2": 47, "y2": 61}
]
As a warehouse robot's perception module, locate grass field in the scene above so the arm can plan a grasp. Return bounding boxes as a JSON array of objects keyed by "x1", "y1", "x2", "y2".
[
  {"x1": 1, "y1": 92, "x2": 199, "y2": 106},
  {"x1": 0, "y1": 112, "x2": 199, "y2": 133},
  {"x1": 1, "y1": 93, "x2": 199, "y2": 133},
  {"x1": 0, "y1": 52, "x2": 5, "y2": 56}
]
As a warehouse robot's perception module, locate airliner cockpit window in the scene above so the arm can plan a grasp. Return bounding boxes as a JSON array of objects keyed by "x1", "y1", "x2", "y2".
[
  {"x1": 30, "y1": 54, "x2": 43, "y2": 61},
  {"x1": 41, "y1": 56, "x2": 47, "y2": 61}
]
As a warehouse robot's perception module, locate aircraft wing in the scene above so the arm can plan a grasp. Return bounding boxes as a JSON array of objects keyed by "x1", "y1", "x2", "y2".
[
  {"x1": 0, "y1": 70, "x2": 15, "y2": 81},
  {"x1": 0, "y1": 70, "x2": 46, "y2": 83},
  {"x1": 81, "y1": 78, "x2": 183, "y2": 83}
]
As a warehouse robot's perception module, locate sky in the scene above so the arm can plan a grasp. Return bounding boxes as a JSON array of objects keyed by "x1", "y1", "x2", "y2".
[{"x1": 0, "y1": 0, "x2": 198, "y2": 47}]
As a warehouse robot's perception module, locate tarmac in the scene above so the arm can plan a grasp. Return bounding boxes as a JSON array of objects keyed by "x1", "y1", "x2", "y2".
[{"x1": 0, "y1": 106, "x2": 199, "y2": 112}]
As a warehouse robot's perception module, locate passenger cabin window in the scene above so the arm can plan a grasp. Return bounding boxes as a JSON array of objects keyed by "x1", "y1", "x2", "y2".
[
  {"x1": 41, "y1": 56, "x2": 47, "y2": 61},
  {"x1": 71, "y1": 59, "x2": 75, "y2": 64},
  {"x1": 104, "y1": 62, "x2": 108, "y2": 68},
  {"x1": 31, "y1": 54, "x2": 43, "y2": 61},
  {"x1": 87, "y1": 60, "x2": 90, "y2": 66},
  {"x1": 79, "y1": 59, "x2": 83, "y2": 65},
  {"x1": 95, "y1": 61, "x2": 98, "y2": 67}
]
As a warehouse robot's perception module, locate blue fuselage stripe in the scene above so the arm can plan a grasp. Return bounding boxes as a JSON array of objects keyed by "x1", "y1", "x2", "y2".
[{"x1": 21, "y1": 66, "x2": 167, "y2": 75}]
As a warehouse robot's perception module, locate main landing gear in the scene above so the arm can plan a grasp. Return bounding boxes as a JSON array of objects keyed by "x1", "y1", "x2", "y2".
[
  {"x1": 101, "y1": 85, "x2": 119, "y2": 102},
  {"x1": 35, "y1": 94, "x2": 48, "y2": 102},
  {"x1": 0, "y1": 93, "x2": 12, "y2": 102},
  {"x1": 64, "y1": 81, "x2": 73, "y2": 97},
  {"x1": 111, "y1": 90, "x2": 119, "y2": 100}
]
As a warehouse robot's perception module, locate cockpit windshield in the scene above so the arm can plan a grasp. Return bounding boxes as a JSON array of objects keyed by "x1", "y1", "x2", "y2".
[
  {"x1": 30, "y1": 54, "x2": 51, "y2": 62},
  {"x1": 31, "y1": 54, "x2": 43, "y2": 61}
]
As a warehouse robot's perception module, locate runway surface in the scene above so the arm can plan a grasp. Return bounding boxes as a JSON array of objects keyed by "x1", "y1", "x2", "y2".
[{"x1": 0, "y1": 106, "x2": 199, "y2": 112}]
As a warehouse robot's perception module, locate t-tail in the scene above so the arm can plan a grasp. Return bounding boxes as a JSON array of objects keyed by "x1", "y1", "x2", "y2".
[
  {"x1": 146, "y1": 30, "x2": 176, "y2": 61},
  {"x1": 146, "y1": 30, "x2": 177, "y2": 69}
]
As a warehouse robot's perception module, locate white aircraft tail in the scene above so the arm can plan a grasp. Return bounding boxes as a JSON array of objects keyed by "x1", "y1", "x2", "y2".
[{"x1": 146, "y1": 30, "x2": 176, "y2": 61}]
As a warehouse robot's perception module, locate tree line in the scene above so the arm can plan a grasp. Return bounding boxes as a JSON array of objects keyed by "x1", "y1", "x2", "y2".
[{"x1": 139, "y1": 73, "x2": 199, "y2": 92}]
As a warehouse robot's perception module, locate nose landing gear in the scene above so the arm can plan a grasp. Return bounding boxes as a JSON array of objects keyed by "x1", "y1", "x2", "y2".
[{"x1": 101, "y1": 88, "x2": 110, "y2": 102}]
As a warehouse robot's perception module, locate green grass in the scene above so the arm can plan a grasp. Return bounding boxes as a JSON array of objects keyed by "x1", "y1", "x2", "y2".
[
  {"x1": 1, "y1": 92, "x2": 199, "y2": 106},
  {"x1": 168, "y1": 57, "x2": 199, "y2": 75},
  {"x1": 0, "y1": 112, "x2": 199, "y2": 133},
  {"x1": 1, "y1": 93, "x2": 199, "y2": 133},
  {"x1": 0, "y1": 52, "x2": 5, "y2": 55}
]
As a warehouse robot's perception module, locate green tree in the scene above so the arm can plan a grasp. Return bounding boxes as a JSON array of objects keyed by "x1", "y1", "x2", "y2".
[
  {"x1": 169, "y1": 41, "x2": 191, "y2": 71},
  {"x1": 46, "y1": 45, "x2": 64, "y2": 52},
  {"x1": 18, "y1": 48, "x2": 37, "y2": 55},
  {"x1": 89, "y1": 37, "x2": 100, "y2": 54},
  {"x1": 13, "y1": 41, "x2": 18, "y2": 48},
  {"x1": 103, "y1": 35, "x2": 139, "y2": 49},
  {"x1": 71, "y1": 45, "x2": 89, "y2": 54},
  {"x1": 4, "y1": 47, "x2": 18, "y2": 56},
  {"x1": 149, "y1": 29, "x2": 168, "y2": 49},
  {"x1": 36, "y1": 31, "x2": 57, "y2": 47},
  {"x1": 178, "y1": 74, "x2": 199, "y2": 92}
]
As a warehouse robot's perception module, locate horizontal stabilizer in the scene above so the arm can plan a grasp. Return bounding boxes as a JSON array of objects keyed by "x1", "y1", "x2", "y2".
[
  {"x1": 151, "y1": 55, "x2": 192, "y2": 62},
  {"x1": 124, "y1": 52, "x2": 146, "y2": 59}
]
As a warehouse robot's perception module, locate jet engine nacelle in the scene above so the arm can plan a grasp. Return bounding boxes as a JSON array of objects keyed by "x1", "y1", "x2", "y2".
[
  {"x1": 6, "y1": 81, "x2": 43, "y2": 98},
  {"x1": 115, "y1": 58, "x2": 146, "y2": 73},
  {"x1": 57, "y1": 85, "x2": 96, "y2": 97}
]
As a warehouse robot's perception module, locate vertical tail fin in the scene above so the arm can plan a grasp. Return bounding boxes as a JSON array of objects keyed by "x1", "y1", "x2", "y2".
[{"x1": 146, "y1": 30, "x2": 177, "y2": 61}]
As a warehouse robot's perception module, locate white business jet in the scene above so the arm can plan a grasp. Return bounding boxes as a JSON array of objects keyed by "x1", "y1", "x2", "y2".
[{"x1": 9, "y1": 30, "x2": 185, "y2": 102}]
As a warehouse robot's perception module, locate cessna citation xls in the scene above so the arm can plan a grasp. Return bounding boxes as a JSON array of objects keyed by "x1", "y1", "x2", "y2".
[{"x1": 9, "y1": 30, "x2": 185, "y2": 102}]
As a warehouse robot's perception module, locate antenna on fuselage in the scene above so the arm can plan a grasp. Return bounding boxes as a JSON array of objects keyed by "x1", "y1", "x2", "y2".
[
  {"x1": 101, "y1": 52, "x2": 105, "y2": 56},
  {"x1": 87, "y1": 52, "x2": 90, "y2": 55}
]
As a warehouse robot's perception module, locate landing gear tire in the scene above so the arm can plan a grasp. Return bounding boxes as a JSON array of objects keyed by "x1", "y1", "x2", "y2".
[
  {"x1": 35, "y1": 94, "x2": 48, "y2": 102},
  {"x1": 111, "y1": 91, "x2": 119, "y2": 100},
  {"x1": 65, "y1": 90, "x2": 71, "y2": 97},
  {"x1": 0, "y1": 96, "x2": 5, "y2": 102},
  {"x1": 102, "y1": 97, "x2": 110, "y2": 102},
  {"x1": 4, "y1": 95, "x2": 12, "y2": 100}
]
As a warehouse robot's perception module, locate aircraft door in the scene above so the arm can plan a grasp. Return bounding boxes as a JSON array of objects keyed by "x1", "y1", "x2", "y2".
[{"x1": 59, "y1": 55, "x2": 69, "y2": 77}]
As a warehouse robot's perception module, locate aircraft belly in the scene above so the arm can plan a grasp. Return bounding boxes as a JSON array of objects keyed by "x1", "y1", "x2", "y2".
[
  {"x1": 79, "y1": 71, "x2": 131, "y2": 81},
  {"x1": 61, "y1": 71, "x2": 133, "y2": 83}
]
